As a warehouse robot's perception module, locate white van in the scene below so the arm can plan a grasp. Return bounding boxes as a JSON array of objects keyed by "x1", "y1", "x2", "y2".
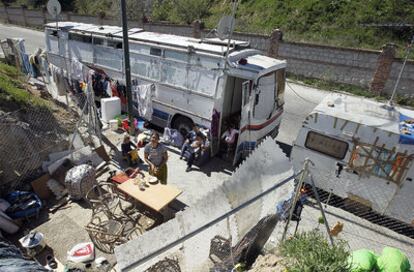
[
  {"x1": 44, "y1": 22, "x2": 287, "y2": 164},
  {"x1": 291, "y1": 93, "x2": 414, "y2": 225}
]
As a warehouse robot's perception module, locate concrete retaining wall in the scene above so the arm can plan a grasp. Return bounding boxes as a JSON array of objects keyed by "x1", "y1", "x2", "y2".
[
  {"x1": 1, "y1": 6, "x2": 413, "y2": 95},
  {"x1": 278, "y1": 42, "x2": 379, "y2": 87}
]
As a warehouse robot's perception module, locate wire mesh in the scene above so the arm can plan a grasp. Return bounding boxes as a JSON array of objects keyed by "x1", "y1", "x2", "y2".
[
  {"x1": 145, "y1": 257, "x2": 181, "y2": 272},
  {"x1": 0, "y1": 106, "x2": 75, "y2": 191},
  {"x1": 0, "y1": 72, "x2": 100, "y2": 193}
]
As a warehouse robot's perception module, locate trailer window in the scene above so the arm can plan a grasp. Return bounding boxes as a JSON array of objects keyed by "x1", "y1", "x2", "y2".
[
  {"x1": 305, "y1": 131, "x2": 348, "y2": 159},
  {"x1": 349, "y1": 143, "x2": 410, "y2": 184}
]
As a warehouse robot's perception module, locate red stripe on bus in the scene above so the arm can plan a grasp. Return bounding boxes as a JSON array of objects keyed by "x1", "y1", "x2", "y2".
[{"x1": 240, "y1": 109, "x2": 284, "y2": 133}]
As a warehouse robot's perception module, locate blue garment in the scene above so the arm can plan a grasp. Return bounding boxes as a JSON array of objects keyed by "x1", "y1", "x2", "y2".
[{"x1": 21, "y1": 54, "x2": 31, "y2": 75}]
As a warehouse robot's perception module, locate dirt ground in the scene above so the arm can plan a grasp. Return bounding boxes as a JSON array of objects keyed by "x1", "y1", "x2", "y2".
[{"x1": 248, "y1": 253, "x2": 286, "y2": 272}]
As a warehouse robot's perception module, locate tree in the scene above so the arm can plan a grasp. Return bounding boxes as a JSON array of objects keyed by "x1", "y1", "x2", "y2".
[
  {"x1": 152, "y1": 0, "x2": 214, "y2": 24},
  {"x1": 175, "y1": 0, "x2": 213, "y2": 24},
  {"x1": 111, "y1": 0, "x2": 145, "y2": 22}
]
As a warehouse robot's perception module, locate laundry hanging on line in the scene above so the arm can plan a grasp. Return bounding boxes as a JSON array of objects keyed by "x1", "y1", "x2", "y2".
[{"x1": 132, "y1": 83, "x2": 155, "y2": 121}]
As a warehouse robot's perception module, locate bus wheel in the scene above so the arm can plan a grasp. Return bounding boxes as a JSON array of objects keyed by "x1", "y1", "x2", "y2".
[{"x1": 172, "y1": 116, "x2": 193, "y2": 136}]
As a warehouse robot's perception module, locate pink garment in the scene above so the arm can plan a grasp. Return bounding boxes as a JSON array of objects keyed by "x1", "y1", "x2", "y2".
[{"x1": 222, "y1": 128, "x2": 239, "y2": 144}]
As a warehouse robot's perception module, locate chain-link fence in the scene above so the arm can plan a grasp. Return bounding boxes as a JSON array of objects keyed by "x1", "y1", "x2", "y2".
[
  {"x1": 0, "y1": 70, "x2": 96, "y2": 193},
  {"x1": 0, "y1": 105, "x2": 75, "y2": 191}
]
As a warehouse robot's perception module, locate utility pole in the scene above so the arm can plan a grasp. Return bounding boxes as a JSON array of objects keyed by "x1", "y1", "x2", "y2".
[{"x1": 120, "y1": 0, "x2": 134, "y2": 135}]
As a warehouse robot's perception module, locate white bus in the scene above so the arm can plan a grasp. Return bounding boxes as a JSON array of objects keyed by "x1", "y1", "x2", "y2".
[{"x1": 44, "y1": 22, "x2": 287, "y2": 164}]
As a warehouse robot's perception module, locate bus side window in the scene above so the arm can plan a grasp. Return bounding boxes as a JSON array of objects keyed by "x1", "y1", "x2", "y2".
[{"x1": 150, "y1": 47, "x2": 162, "y2": 56}]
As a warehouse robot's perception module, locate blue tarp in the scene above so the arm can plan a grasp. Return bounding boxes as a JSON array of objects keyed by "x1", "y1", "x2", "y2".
[{"x1": 399, "y1": 114, "x2": 414, "y2": 144}]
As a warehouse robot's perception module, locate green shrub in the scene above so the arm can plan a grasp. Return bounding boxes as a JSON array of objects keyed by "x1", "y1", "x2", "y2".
[{"x1": 279, "y1": 230, "x2": 351, "y2": 272}]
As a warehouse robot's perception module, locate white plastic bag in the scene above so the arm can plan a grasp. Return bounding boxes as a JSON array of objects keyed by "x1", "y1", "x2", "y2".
[{"x1": 67, "y1": 242, "x2": 95, "y2": 263}]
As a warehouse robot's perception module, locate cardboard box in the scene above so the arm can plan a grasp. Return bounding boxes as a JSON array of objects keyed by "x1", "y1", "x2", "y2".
[{"x1": 31, "y1": 174, "x2": 52, "y2": 200}]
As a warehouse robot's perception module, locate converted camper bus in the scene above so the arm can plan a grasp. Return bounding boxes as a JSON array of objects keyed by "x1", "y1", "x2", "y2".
[
  {"x1": 291, "y1": 94, "x2": 414, "y2": 225},
  {"x1": 44, "y1": 22, "x2": 287, "y2": 164}
]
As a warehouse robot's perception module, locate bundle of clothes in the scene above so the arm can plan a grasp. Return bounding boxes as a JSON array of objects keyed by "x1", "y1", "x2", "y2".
[{"x1": 4, "y1": 191, "x2": 42, "y2": 220}]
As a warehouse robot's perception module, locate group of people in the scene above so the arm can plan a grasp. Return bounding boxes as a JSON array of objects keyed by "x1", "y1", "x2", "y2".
[{"x1": 120, "y1": 122, "x2": 239, "y2": 184}]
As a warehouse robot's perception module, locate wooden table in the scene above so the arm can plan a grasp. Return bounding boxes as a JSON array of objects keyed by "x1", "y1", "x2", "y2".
[{"x1": 117, "y1": 178, "x2": 182, "y2": 212}]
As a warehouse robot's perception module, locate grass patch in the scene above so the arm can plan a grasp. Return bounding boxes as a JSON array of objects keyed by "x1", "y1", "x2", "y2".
[
  {"x1": 279, "y1": 230, "x2": 351, "y2": 272},
  {"x1": 288, "y1": 73, "x2": 414, "y2": 108},
  {"x1": 0, "y1": 61, "x2": 50, "y2": 110},
  {"x1": 0, "y1": 61, "x2": 20, "y2": 77},
  {"x1": 151, "y1": 0, "x2": 414, "y2": 58}
]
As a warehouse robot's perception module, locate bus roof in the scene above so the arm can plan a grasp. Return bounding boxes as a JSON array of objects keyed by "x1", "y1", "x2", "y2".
[{"x1": 45, "y1": 22, "x2": 249, "y2": 55}]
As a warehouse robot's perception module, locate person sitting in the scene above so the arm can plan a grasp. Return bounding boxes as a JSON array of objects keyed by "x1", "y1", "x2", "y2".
[
  {"x1": 180, "y1": 124, "x2": 200, "y2": 159},
  {"x1": 185, "y1": 132, "x2": 207, "y2": 172},
  {"x1": 163, "y1": 127, "x2": 184, "y2": 147},
  {"x1": 221, "y1": 123, "x2": 239, "y2": 160},
  {"x1": 121, "y1": 135, "x2": 140, "y2": 166}
]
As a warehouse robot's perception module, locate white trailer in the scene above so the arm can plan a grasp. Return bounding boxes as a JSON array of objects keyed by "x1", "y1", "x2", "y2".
[
  {"x1": 44, "y1": 22, "x2": 287, "y2": 164},
  {"x1": 291, "y1": 93, "x2": 414, "y2": 225}
]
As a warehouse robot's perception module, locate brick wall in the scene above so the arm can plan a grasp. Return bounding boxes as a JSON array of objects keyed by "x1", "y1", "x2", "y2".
[{"x1": 1, "y1": 6, "x2": 413, "y2": 95}]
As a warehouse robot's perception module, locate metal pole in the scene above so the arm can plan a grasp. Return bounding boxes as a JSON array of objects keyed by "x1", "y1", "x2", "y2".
[
  {"x1": 281, "y1": 158, "x2": 310, "y2": 242},
  {"x1": 310, "y1": 175, "x2": 334, "y2": 246},
  {"x1": 389, "y1": 35, "x2": 414, "y2": 105},
  {"x1": 223, "y1": 0, "x2": 238, "y2": 71},
  {"x1": 120, "y1": 0, "x2": 134, "y2": 135}
]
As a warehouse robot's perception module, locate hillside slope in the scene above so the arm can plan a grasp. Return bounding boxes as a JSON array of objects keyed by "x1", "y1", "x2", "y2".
[
  {"x1": 0, "y1": 62, "x2": 77, "y2": 192},
  {"x1": 153, "y1": 0, "x2": 414, "y2": 53}
]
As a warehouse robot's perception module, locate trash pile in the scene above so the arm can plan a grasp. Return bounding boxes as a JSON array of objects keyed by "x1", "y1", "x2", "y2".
[{"x1": 0, "y1": 142, "x2": 117, "y2": 271}]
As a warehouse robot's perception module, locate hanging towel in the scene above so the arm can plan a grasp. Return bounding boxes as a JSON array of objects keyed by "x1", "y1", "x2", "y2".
[
  {"x1": 70, "y1": 59, "x2": 84, "y2": 81},
  {"x1": 132, "y1": 84, "x2": 155, "y2": 120}
]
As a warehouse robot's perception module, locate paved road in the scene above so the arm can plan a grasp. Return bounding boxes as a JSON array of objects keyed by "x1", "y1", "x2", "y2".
[
  {"x1": 0, "y1": 23, "x2": 45, "y2": 54},
  {"x1": 0, "y1": 23, "x2": 329, "y2": 145},
  {"x1": 277, "y1": 81, "x2": 328, "y2": 145}
]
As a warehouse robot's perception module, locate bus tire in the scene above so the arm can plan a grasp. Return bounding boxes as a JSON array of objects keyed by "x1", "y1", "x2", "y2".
[{"x1": 172, "y1": 115, "x2": 193, "y2": 137}]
